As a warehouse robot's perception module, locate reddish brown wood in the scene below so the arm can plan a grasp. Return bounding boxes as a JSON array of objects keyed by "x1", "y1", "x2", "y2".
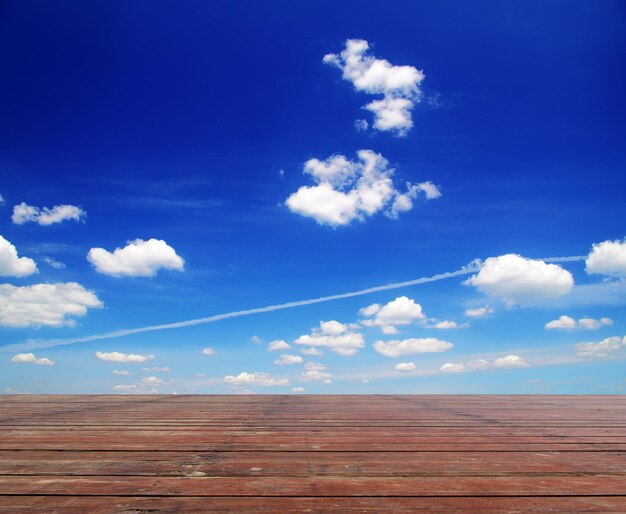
[{"x1": 1, "y1": 395, "x2": 625, "y2": 511}]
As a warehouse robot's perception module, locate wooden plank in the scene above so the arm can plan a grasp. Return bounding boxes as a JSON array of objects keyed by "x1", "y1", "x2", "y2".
[
  {"x1": 2, "y1": 450, "x2": 626, "y2": 476},
  {"x1": 1, "y1": 475, "x2": 626, "y2": 496},
  {"x1": 0, "y1": 496, "x2": 625, "y2": 513}
]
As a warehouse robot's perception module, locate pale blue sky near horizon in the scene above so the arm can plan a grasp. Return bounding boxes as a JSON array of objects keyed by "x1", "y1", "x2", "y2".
[{"x1": 0, "y1": 0, "x2": 625, "y2": 394}]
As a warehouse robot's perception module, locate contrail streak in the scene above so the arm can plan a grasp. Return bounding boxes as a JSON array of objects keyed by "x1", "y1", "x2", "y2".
[{"x1": 1, "y1": 255, "x2": 586, "y2": 353}]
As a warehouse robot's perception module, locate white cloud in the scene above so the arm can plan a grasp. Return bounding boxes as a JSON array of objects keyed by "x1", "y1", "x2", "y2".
[
  {"x1": 575, "y1": 336, "x2": 625, "y2": 358},
  {"x1": 466, "y1": 359, "x2": 490, "y2": 371},
  {"x1": 323, "y1": 39, "x2": 424, "y2": 135},
  {"x1": 87, "y1": 238, "x2": 184, "y2": 277},
  {"x1": 294, "y1": 321, "x2": 365, "y2": 356},
  {"x1": 440, "y1": 362, "x2": 465, "y2": 373},
  {"x1": 10, "y1": 353, "x2": 54, "y2": 366},
  {"x1": 113, "y1": 384, "x2": 138, "y2": 392},
  {"x1": 545, "y1": 315, "x2": 577, "y2": 330},
  {"x1": 359, "y1": 303, "x2": 381, "y2": 317},
  {"x1": 96, "y1": 351, "x2": 154, "y2": 363},
  {"x1": 493, "y1": 354, "x2": 531, "y2": 368},
  {"x1": 586, "y1": 239, "x2": 626, "y2": 277},
  {"x1": 268, "y1": 340, "x2": 291, "y2": 352},
  {"x1": 360, "y1": 296, "x2": 425, "y2": 333},
  {"x1": 319, "y1": 320, "x2": 348, "y2": 335},
  {"x1": 0, "y1": 194, "x2": 4, "y2": 204},
  {"x1": 0, "y1": 282, "x2": 102, "y2": 328},
  {"x1": 431, "y1": 320, "x2": 459, "y2": 330},
  {"x1": 201, "y1": 347, "x2": 215, "y2": 355},
  {"x1": 142, "y1": 366, "x2": 171, "y2": 372},
  {"x1": 42, "y1": 257, "x2": 65, "y2": 270},
  {"x1": 464, "y1": 254, "x2": 574, "y2": 305},
  {"x1": 0, "y1": 236, "x2": 38, "y2": 277},
  {"x1": 250, "y1": 335, "x2": 263, "y2": 344},
  {"x1": 274, "y1": 354, "x2": 303, "y2": 366},
  {"x1": 141, "y1": 376, "x2": 168, "y2": 386},
  {"x1": 354, "y1": 119, "x2": 368, "y2": 132},
  {"x1": 291, "y1": 387, "x2": 305, "y2": 392},
  {"x1": 438, "y1": 356, "x2": 530, "y2": 375},
  {"x1": 112, "y1": 370, "x2": 131, "y2": 376},
  {"x1": 286, "y1": 150, "x2": 439, "y2": 227},
  {"x1": 394, "y1": 362, "x2": 416, "y2": 371},
  {"x1": 12, "y1": 202, "x2": 85, "y2": 225},
  {"x1": 300, "y1": 347, "x2": 324, "y2": 356},
  {"x1": 299, "y1": 362, "x2": 332, "y2": 382},
  {"x1": 374, "y1": 337, "x2": 453, "y2": 358},
  {"x1": 464, "y1": 305, "x2": 494, "y2": 318},
  {"x1": 545, "y1": 315, "x2": 613, "y2": 330},
  {"x1": 224, "y1": 372, "x2": 289, "y2": 387}
]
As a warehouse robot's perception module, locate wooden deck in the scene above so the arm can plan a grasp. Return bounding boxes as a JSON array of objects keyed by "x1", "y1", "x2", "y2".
[{"x1": 0, "y1": 395, "x2": 625, "y2": 512}]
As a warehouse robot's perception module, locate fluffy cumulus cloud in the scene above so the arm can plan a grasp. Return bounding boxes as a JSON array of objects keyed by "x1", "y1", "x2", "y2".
[
  {"x1": 201, "y1": 347, "x2": 215, "y2": 355},
  {"x1": 360, "y1": 296, "x2": 425, "y2": 334},
  {"x1": 294, "y1": 320, "x2": 365, "y2": 356},
  {"x1": 268, "y1": 340, "x2": 291, "y2": 352},
  {"x1": 323, "y1": 39, "x2": 424, "y2": 135},
  {"x1": 286, "y1": 150, "x2": 440, "y2": 227},
  {"x1": 545, "y1": 315, "x2": 613, "y2": 330},
  {"x1": 373, "y1": 337, "x2": 453, "y2": 358},
  {"x1": 87, "y1": 239, "x2": 185, "y2": 277},
  {"x1": 0, "y1": 282, "x2": 102, "y2": 328},
  {"x1": 96, "y1": 351, "x2": 154, "y2": 363},
  {"x1": 575, "y1": 336, "x2": 625, "y2": 359},
  {"x1": 440, "y1": 362, "x2": 465, "y2": 373},
  {"x1": 274, "y1": 354, "x2": 303, "y2": 366},
  {"x1": 464, "y1": 254, "x2": 574, "y2": 305},
  {"x1": 141, "y1": 376, "x2": 169, "y2": 386},
  {"x1": 464, "y1": 305, "x2": 495, "y2": 318},
  {"x1": 300, "y1": 347, "x2": 323, "y2": 356},
  {"x1": 430, "y1": 320, "x2": 460, "y2": 330},
  {"x1": 493, "y1": 355, "x2": 531, "y2": 368},
  {"x1": 10, "y1": 353, "x2": 54, "y2": 366},
  {"x1": 12, "y1": 202, "x2": 85, "y2": 225},
  {"x1": 87, "y1": 238, "x2": 184, "y2": 277},
  {"x1": 394, "y1": 362, "x2": 416, "y2": 371},
  {"x1": 585, "y1": 239, "x2": 626, "y2": 277},
  {"x1": 0, "y1": 236, "x2": 38, "y2": 277},
  {"x1": 440, "y1": 355, "x2": 530, "y2": 374},
  {"x1": 224, "y1": 372, "x2": 289, "y2": 387},
  {"x1": 299, "y1": 361, "x2": 332, "y2": 383}
]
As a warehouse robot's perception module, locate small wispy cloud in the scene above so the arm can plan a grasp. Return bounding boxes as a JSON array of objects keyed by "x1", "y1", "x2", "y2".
[{"x1": 12, "y1": 203, "x2": 85, "y2": 225}]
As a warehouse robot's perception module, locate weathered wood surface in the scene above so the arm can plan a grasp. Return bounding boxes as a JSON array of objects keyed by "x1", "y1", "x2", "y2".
[{"x1": 0, "y1": 395, "x2": 625, "y2": 512}]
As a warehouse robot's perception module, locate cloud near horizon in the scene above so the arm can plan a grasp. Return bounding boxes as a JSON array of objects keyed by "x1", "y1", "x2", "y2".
[
  {"x1": 294, "y1": 320, "x2": 365, "y2": 356},
  {"x1": 96, "y1": 351, "x2": 154, "y2": 363},
  {"x1": 374, "y1": 337, "x2": 453, "y2": 358}
]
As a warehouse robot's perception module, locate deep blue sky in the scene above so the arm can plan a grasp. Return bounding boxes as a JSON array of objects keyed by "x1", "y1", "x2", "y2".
[{"x1": 1, "y1": 1, "x2": 625, "y2": 394}]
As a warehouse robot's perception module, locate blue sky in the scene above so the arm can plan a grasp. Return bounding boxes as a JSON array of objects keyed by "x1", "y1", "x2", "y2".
[{"x1": 1, "y1": 0, "x2": 625, "y2": 394}]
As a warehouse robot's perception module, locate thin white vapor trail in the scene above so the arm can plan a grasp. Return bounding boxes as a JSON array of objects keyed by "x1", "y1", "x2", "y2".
[{"x1": 1, "y1": 255, "x2": 585, "y2": 353}]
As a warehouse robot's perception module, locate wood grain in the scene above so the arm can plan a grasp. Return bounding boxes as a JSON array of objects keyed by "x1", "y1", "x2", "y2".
[{"x1": 1, "y1": 395, "x2": 625, "y2": 512}]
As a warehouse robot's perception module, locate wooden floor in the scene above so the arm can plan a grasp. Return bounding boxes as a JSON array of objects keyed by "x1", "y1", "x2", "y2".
[{"x1": 0, "y1": 396, "x2": 625, "y2": 512}]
